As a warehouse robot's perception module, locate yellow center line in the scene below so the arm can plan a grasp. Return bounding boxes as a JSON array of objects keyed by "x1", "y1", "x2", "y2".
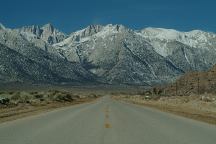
[
  {"x1": 105, "y1": 123, "x2": 111, "y2": 128},
  {"x1": 104, "y1": 105, "x2": 111, "y2": 128}
]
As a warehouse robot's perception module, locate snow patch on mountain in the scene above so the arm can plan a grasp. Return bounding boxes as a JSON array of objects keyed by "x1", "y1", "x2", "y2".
[
  {"x1": 0, "y1": 23, "x2": 6, "y2": 30},
  {"x1": 137, "y1": 27, "x2": 216, "y2": 57},
  {"x1": 94, "y1": 24, "x2": 123, "y2": 38},
  {"x1": 140, "y1": 27, "x2": 181, "y2": 40},
  {"x1": 54, "y1": 24, "x2": 126, "y2": 48},
  {"x1": 16, "y1": 23, "x2": 67, "y2": 44}
]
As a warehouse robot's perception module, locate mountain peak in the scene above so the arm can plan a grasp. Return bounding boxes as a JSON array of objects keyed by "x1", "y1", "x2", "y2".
[
  {"x1": 84, "y1": 24, "x2": 103, "y2": 35},
  {"x1": 87, "y1": 24, "x2": 103, "y2": 29},
  {"x1": 16, "y1": 23, "x2": 67, "y2": 44},
  {"x1": 43, "y1": 23, "x2": 53, "y2": 27},
  {"x1": 69, "y1": 24, "x2": 103, "y2": 38},
  {"x1": 42, "y1": 23, "x2": 55, "y2": 33},
  {"x1": 102, "y1": 24, "x2": 129, "y2": 33}
]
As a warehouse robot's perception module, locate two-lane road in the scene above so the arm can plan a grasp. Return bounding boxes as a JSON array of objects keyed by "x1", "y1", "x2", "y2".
[{"x1": 0, "y1": 96, "x2": 216, "y2": 144}]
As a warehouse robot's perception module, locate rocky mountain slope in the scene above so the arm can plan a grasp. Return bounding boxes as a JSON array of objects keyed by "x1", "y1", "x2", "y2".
[
  {"x1": 0, "y1": 43, "x2": 57, "y2": 83},
  {"x1": 139, "y1": 28, "x2": 216, "y2": 71},
  {"x1": 54, "y1": 24, "x2": 216, "y2": 85},
  {"x1": 1, "y1": 23, "x2": 216, "y2": 85},
  {"x1": 16, "y1": 23, "x2": 67, "y2": 44},
  {"x1": 0, "y1": 24, "x2": 95, "y2": 84},
  {"x1": 13, "y1": 24, "x2": 67, "y2": 54},
  {"x1": 140, "y1": 28, "x2": 216, "y2": 56}
]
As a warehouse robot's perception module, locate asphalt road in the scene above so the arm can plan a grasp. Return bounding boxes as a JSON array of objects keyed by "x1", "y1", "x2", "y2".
[{"x1": 0, "y1": 96, "x2": 216, "y2": 144}]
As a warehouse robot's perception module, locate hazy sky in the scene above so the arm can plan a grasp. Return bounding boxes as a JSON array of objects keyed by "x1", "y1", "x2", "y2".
[{"x1": 0, "y1": 0, "x2": 215, "y2": 33}]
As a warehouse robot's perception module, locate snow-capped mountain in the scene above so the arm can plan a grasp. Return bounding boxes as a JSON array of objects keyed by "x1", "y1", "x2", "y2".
[
  {"x1": 0, "y1": 24, "x2": 96, "y2": 84},
  {"x1": 1, "y1": 23, "x2": 216, "y2": 85},
  {"x1": 139, "y1": 27, "x2": 216, "y2": 57},
  {"x1": 13, "y1": 23, "x2": 68, "y2": 54},
  {"x1": 53, "y1": 24, "x2": 216, "y2": 85}
]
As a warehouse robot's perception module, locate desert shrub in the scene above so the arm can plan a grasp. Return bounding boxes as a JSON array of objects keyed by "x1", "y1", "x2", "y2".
[
  {"x1": 200, "y1": 96, "x2": 213, "y2": 102},
  {"x1": 30, "y1": 91, "x2": 38, "y2": 95},
  {"x1": 11, "y1": 92, "x2": 33, "y2": 103},
  {"x1": 0, "y1": 91, "x2": 5, "y2": 95},
  {"x1": 55, "y1": 94, "x2": 71, "y2": 102},
  {"x1": 158, "y1": 89, "x2": 163, "y2": 95},
  {"x1": 145, "y1": 90, "x2": 152, "y2": 95},
  {"x1": 88, "y1": 93, "x2": 99, "y2": 98},
  {"x1": 153, "y1": 87, "x2": 157, "y2": 95},
  {"x1": 0, "y1": 97, "x2": 10, "y2": 105},
  {"x1": 34, "y1": 93, "x2": 44, "y2": 99},
  {"x1": 8, "y1": 92, "x2": 15, "y2": 95},
  {"x1": 10, "y1": 92, "x2": 21, "y2": 101}
]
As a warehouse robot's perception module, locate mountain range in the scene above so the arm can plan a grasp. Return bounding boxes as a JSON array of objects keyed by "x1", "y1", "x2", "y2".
[{"x1": 1, "y1": 23, "x2": 216, "y2": 86}]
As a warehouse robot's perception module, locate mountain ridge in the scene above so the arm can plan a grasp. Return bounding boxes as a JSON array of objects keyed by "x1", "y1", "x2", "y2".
[
  {"x1": 0, "y1": 24, "x2": 97, "y2": 84},
  {"x1": 53, "y1": 24, "x2": 216, "y2": 85},
  {"x1": 15, "y1": 23, "x2": 67, "y2": 45},
  {"x1": 1, "y1": 23, "x2": 216, "y2": 85}
]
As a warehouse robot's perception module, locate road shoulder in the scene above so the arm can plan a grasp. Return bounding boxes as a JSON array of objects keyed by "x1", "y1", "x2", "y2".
[{"x1": 113, "y1": 95, "x2": 216, "y2": 125}]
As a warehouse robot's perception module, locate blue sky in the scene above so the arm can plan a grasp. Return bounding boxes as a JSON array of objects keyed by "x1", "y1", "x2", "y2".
[{"x1": 0, "y1": 0, "x2": 215, "y2": 33}]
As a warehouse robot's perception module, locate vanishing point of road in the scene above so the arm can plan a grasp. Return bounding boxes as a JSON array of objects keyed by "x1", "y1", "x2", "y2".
[{"x1": 0, "y1": 96, "x2": 216, "y2": 144}]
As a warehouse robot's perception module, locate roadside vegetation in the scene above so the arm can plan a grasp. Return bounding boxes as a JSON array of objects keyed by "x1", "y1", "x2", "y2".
[
  {"x1": 112, "y1": 87, "x2": 216, "y2": 125},
  {"x1": 0, "y1": 90, "x2": 100, "y2": 123}
]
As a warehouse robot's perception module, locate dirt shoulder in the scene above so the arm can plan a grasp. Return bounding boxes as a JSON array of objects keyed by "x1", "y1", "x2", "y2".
[
  {"x1": 0, "y1": 90, "x2": 99, "y2": 123},
  {"x1": 113, "y1": 95, "x2": 216, "y2": 125}
]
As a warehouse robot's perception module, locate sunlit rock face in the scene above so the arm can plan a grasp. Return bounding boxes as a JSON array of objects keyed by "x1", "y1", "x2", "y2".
[{"x1": 54, "y1": 24, "x2": 216, "y2": 85}]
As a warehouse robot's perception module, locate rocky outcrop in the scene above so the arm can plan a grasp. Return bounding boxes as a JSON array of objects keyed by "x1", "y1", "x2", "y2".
[{"x1": 16, "y1": 23, "x2": 67, "y2": 44}]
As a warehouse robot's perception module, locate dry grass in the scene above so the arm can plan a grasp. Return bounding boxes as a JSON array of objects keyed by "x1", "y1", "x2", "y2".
[
  {"x1": 113, "y1": 94, "x2": 216, "y2": 125},
  {"x1": 0, "y1": 90, "x2": 100, "y2": 123}
]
